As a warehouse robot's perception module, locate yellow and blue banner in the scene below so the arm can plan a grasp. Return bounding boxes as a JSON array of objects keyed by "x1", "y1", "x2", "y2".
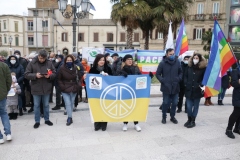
[{"x1": 86, "y1": 74, "x2": 151, "y2": 122}]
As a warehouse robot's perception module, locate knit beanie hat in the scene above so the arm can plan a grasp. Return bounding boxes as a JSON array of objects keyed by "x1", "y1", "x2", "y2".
[{"x1": 123, "y1": 54, "x2": 133, "y2": 62}]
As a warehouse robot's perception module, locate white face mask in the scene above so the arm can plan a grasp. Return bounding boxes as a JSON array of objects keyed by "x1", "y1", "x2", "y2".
[
  {"x1": 29, "y1": 59, "x2": 32, "y2": 62},
  {"x1": 193, "y1": 59, "x2": 199, "y2": 65},
  {"x1": 15, "y1": 55, "x2": 20, "y2": 59},
  {"x1": 55, "y1": 59, "x2": 59, "y2": 63},
  {"x1": 10, "y1": 60, "x2": 16, "y2": 64},
  {"x1": 184, "y1": 60, "x2": 188, "y2": 64}
]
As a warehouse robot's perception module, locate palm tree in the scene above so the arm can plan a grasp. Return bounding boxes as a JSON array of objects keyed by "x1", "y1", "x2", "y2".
[
  {"x1": 111, "y1": 0, "x2": 151, "y2": 49},
  {"x1": 202, "y1": 31, "x2": 212, "y2": 53},
  {"x1": 152, "y1": 0, "x2": 193, "y2": 50}
]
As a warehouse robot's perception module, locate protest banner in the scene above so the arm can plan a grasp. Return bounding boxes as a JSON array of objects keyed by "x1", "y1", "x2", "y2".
[
  {"x1": 82, "y1": 47, "x2": 105, "y2": 63},
  {"x1": 86, "y1": 74, "x2": 151, "y2": 122}
]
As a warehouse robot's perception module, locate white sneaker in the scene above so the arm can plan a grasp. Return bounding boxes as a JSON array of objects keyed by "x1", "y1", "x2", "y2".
[
  {"x1": 0, "y1": 139, "x2": 4, "y2": 144},
  {"x1": 134, "y1": 124, "x2": 141, "y2": 132},
  {"x1": 122, "y1": 124, "x2": 128, "y2": 131},
  {"x1": 6, "y1": 134, "x2": 12, "y2": 141}
]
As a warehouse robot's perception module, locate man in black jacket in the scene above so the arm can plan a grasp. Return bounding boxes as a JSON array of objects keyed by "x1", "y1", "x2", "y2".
[
  {"x1": 177, "y1": 56, "x2": 190, "y2": 113},
  {"x1": 156, "y1": 48, "x2": 182, "y2": 124}
]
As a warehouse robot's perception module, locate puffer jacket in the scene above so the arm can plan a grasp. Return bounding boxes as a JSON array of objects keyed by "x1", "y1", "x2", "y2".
[
  {"x1": 24, "y1": 57, "x2": 56, "y2": 95},
  {"x1": 58, "y1": 64, "x2": 82, "y2": 93},
  {"x1": 184, "y1": 56, "x2": 207, "y2": 99},
  {"x1": 0, "y1": 62, "x2": 12, "y2": 101},
  {"x1": 7, "y1": 83, "x2": 21, "y2": 106},
  {"x1": 7, "y1": 55, "x2": 24, "y2": 85},
  {"x1": 156, "y1": 56, "x2": 183, "y2": 95}
]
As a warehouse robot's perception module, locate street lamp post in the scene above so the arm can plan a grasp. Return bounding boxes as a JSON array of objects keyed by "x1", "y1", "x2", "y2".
[
  {"x1": 9, "y1": 36, "x2": 13, "y2": 55},
  {"x1": 58, "y1": 0, "x2": 91, "y2": 52}
]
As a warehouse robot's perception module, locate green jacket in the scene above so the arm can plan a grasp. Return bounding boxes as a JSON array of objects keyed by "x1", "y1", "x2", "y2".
[{"x1": 0, "y1": 62, "x2": 12, "y2": 101}]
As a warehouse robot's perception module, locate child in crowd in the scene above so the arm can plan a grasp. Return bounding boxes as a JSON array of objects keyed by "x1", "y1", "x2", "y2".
[{"x1": 7, "y1": 73, "x2": 21, "y2": 120}]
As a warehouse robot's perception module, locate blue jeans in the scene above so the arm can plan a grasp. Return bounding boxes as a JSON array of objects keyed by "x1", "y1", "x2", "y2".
[
  {"x1": 186, "y1": 98, "x2": 201, "y2": 117},
  {"x1": 0, "y1": 98, "x2": 11, "y2": 139},
  {"x1": 62, "y1": 92, "x2": 76, "y2": 118},
  {"x1": 218, "y1": 88, "x2": 227, "y2": 100},
  {"x1": 33, "y1": 95, "x2": 50, "y2": 123},
  {"x1": 162, "y1": 93, "x2": 178, "y2": 118}
]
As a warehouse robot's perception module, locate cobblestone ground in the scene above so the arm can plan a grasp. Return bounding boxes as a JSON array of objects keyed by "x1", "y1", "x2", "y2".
[{"x1": 0, "y1": 96, "x2": 240, "y2": 160}]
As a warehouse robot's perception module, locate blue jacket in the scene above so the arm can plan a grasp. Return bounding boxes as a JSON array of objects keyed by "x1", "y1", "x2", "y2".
[
  {"x1": 7, "y1": 55, "x2": 24, "y2": 86},
  {"x1": 156, "y1": 56, "x2": 182, "y2": 95}
]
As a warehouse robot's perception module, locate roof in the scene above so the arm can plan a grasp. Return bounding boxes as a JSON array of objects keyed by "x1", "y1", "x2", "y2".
[{"x1": 54, "y1": 19, "x2": 116, "y2": 26}]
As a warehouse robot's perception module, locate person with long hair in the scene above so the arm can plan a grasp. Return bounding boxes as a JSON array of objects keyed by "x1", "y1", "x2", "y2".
[
  {"x1": 58, "y1": 55, "x2": 82, "y2": 126},
  {"x1": 184, "y1": 53, "x2": 207, "y2": 128},
  {"x1": 88, "y1": 54, "x2": 112, "y2": 131}
]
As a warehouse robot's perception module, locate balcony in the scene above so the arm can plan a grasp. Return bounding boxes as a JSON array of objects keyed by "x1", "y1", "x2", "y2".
[
  {"x1": 209, "y1": 13, "x2": 222, "y2": 20},
  {"x1": 194, "y1": 14, "x2": 206, "y2": 21}
]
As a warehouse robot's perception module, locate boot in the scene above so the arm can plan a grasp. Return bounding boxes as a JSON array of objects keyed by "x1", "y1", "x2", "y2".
[
  {"x1": 218, "y1": 100, "x2": 221, "y2": 105},
  {"x1": 8, "y1": 113, "x2": 14, "y2": 120},
  {"x1": 19, "y1": 108, "x2": 23, "y2": 116},
  {"x1": 225, "y1": 130, "x2": 235, "y2": 139},
  {"x1": 220, "y1": 100, "x2": 224, "y2": 105},
  {"x1": 208, "y1": 97, "x2": 214, "y2": 105},
  {"x1": 204, "y1": 99, "x2": 210, "y2": 106},
  {"x1": 12, "y1": 113, "x2": 18, "y2": 120},
  {"x1": 66, "y1": 117, "x2": 73, "y2": 126},
  {"x1": 187, "y1": 117, "x2": 196, "y2": 128},
  {"x1": 184, "y1": 116, "x2": 191, "y2": 127}
]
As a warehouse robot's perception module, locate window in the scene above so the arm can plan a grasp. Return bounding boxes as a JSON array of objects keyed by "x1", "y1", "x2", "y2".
[
  {"x1": 15, "y1": 37, "x2": 19, "y2": 46},
  {"x1": 42, "y1": 20, "x2": 48, "y2": 27},
  {"x1": 193, "y1": 28, "x2": 205, "y2": 40},
  {"x1": 93, "y1": 33, "x2": 99, "y2": 42},
  {"x1": 3, "y1": 20, "x2": 6, "y2": 29},
  {"x1": 134, "y1": 33, "x2": 139, "y2": 42},
  {"x1": 213, "y1": 2, "x2": 220, "y2": 14},
  {"x1": 28, "y1": 21, "x2": 33, "y2": 31},
  {"x1": 197, "y1": 3, "x2": 204, "y2": 14},
  {"x1": 62, "y1": 33, "x2": 68, "y2": 42},
  {"x1": 120, "y1": 33, "x2": 125, "y2": 42},
  {"x1": 107, "y1": 33, "x2": 113, "y2": 42},
  {"x1": 28, "y1": 36, "x2": 34, "y2": 45},
  {"x1": 78, "y1": 33, "x2": 84, "y2": 41},
  {"x1": 42, "y1": 35, "x2": 48, "y2": 46},
  {"x1": 15, "y1": 22, "x2": 18, "y2": 32},
  {"x1": 4, "y1": 36, "x2": 7, "y2": 43},
  {"x1": 157, "y1": 32, "x2": 163, "y2": 39},
  {"x1": 33, "y1": 10, "x2": 38, "y2": 16}
]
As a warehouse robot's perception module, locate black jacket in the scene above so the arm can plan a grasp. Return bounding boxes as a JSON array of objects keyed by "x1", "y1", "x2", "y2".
[
  {"x1": 55, "y1": 60, "x2": 64, "y2": 87},
  {"x1": 231, "y1": 69, "x2": 240, "y2": 107},
  {"x1": 7, "y1": 55, "x2": 24, "y2": 85},
  {"x1": 221, "y1": 74, "x2": 230, "y2": 89},
  {"x1": 180, "y1": 61, "x2": 189, "y2": 88},
  {"x1": 89, "y1": 65, "x2": 113, "y2": 75},
  {"x1": 156, "y1": 56, "x2": 182, "y2": 95},
  {"x1": 184, "y1": 56, "x2": 207, "y2": 99},
  {"x1": 18, "y1": 57, "x2": 28, "y2": 71},
  {"x1": 121, "y1": 65, "x2": 141, "y2": 75}
]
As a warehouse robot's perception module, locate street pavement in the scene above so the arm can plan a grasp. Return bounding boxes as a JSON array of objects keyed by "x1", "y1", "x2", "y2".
[{"x1": 0, "y1": 86, "x2": 240, "y2": 160}]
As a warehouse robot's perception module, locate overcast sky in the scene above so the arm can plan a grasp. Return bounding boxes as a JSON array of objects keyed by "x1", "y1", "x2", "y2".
[{"x1": 0, "y1": 0, "x2": 112, "y2": 19}]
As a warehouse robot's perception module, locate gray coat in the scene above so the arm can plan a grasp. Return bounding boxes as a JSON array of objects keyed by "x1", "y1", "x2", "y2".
[
  {"x1": 7, "y1": 83, "x2": 21, "y2": 106},
  {"x1": 156, "y1": 56, "x2": 183, "y2": 95}
]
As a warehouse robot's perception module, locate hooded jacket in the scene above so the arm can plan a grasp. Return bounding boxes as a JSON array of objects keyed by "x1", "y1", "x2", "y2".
[
  {"x1": 0, "y1": 62, "x2": 12, "y2": 101},
  {"x1": 184, "y1": 56, "x2": 207, "y2": 99},
  {"x1": 7, "y1": 55, "x2": 24, "y2": 85},
  {"x1": 156, "y1": 56, "x2": 183, "y2": 95},
  {"x1": 24, "y1": 57, "x2": 56, "y2": 95}
]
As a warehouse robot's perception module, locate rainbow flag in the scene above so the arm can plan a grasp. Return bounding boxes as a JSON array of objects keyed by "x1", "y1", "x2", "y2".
[
  {"x1": 175, "y1": 19, "x2": 188, "y2": 56},
  {"x1": 202, "y1": 20, "x2": 237, "y2": 97}
]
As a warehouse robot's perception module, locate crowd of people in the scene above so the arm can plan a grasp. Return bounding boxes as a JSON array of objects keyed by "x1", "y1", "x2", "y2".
[{"x1": 0, "y1": 48, "x2": 240, "y2": 144}]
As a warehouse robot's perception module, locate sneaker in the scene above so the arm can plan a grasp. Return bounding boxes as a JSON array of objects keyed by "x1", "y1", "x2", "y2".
[
  {"x1": 170, "y1": 117, "x2": 178, "y2": 124},
  {"x1": 66, "y1": 118, "x2": 73, "y2": 126},
  {"x1": 177, "y1": 109, "x2": 182, "y2": 113},
  {"x1": 73, "y1": 107, "x2": 77, "y2": 112},
  {"x1": 134, "y1": 124, "x2": 141, "y2": 132},
  {"x1": 226, "y1": 130, "x2": 235, "y2": 139},
  {"x1": 45, "y1": 121, "x2": 53, "y2": 126},
  {"x1": 34, "y1": 122, "x2": 40, "y2": 129},
  {"x1": 0, "y1": 139, "x2": 4, "y2": 144},
  {"x1": 122, "y1": 124, "x2": 128, "y2": 131},
  {"x1": 6, "y1": 134, "x2": 12, "y2": 141},
  {"x1": 162, "y1": 118, "x2": 166, "y2": 124}
]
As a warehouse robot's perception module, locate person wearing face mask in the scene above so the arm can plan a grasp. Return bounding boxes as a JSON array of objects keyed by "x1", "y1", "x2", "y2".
[
  {"x1": 156, "y1": 48, "x2": 183, "y2": 125},
  {"x1": 86, "y1": 54, "x2": 113, "y2": 131},
  {"x1": 104, "y1": 53, "x2": 112, "y2": 68},
  {"x1": 7, "y1": 55, "x2": 24, "y2": 116},
  {"x1": 48, "y1": 52, "x2": 57, "y2": 103},
  {"x1": 177, "y1": 56, "x2": 191, "y2": 113},
  {"x1": 184, "y1": 53, "x2": 207, "y2": 128},
  {"x1": 58, "y1": 55, "x2": 82, "y2": 126},
  {"x1": 25, "y1": 49, "x2": 56, "y2": 129}
]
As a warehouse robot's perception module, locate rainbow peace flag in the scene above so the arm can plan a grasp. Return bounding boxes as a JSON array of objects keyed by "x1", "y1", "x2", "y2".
[
  {"x1": 202, "y1": 20, "x2": 237, "y2": 97},
  {"x1": 175, "y1": 19, "x2": 189, "y2": 56}
]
